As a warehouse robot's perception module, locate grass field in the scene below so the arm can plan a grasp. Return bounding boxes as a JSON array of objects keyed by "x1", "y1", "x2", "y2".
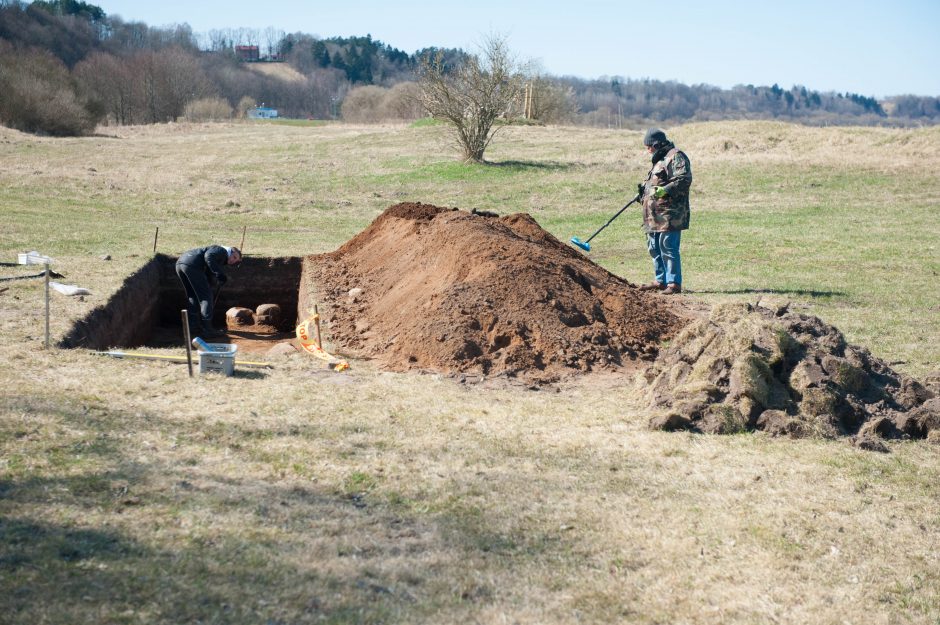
[{"x1": 1, "y1": 119, "x2": 938, "y2": 624}]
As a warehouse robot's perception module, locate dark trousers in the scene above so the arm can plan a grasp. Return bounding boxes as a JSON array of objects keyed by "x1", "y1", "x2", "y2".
[{"x1": 176, "y1": 262, "x2": 214, "y2": 329}]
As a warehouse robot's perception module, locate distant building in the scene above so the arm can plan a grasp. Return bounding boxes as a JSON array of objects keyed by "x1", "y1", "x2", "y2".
[
  {"x1": 248, "y1": 107, "x2": 278, "y2": 119},
  {"x1": 235, "y1": 45, "x2": 259, "y2": 62}
]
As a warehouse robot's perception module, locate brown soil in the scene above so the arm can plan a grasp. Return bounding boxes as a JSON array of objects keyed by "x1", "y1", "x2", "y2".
[
  {"x1": 304, "y1": 202, "x2": 689, "y2": 384},
  {"x1": 64, "y1": 202, "x2": 937, "y2": 448},
  {"x1": 220, "y1": 326, "x2": 298, "y2": 355},
  {"x1": 221, "y1": 306, "x2": 297, "y2": 355}
]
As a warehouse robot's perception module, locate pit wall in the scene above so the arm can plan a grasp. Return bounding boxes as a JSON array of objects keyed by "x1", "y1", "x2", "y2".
[
  {"x1": 156, "y1": 255, "x2": 303, "y2": 332},
  {"x1": 297, "y1": 254, "x2": 318, "y2": 323},
  {"x1": 59, "y1": 254, "x2": 303, "y2": 350},
  {"x1": 58, "y1": 255, "x2": 165, "y2": 350}
]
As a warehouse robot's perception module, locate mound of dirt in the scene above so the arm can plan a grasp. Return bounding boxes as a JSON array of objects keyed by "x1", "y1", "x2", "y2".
[
  {"x1": 634, "y1": 300, "x2": 940, "y2": 449},
  {"x1": 305, "y1": 202, "x2": 688, "y2": 383}
]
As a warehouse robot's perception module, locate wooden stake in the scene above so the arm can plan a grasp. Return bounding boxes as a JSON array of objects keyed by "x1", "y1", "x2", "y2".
[
  {"x1": 240, "y1": 225, "x2": 247, "y2": 252},
  {"x1": 153, "y1": 226, "x2": 159, "y2": 254},
  {"x1": 182, "y1": 309, "x2": 194, "y2": 377},
  {"x1": 314, "y1": 304, "x2": 322, "y2": 349},
  {"x1": 44, "y1": 263, "x2": 50, "y2": 349}
]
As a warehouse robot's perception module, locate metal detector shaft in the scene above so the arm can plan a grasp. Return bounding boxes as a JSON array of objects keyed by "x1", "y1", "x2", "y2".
[{"x1": 583, "y1": 194, "x2": 641, "y2": 245}]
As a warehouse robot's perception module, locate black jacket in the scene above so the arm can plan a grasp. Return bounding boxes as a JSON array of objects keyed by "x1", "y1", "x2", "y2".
[{"x1": 177, "y1": 245, "x2": 229, "y2": 281}]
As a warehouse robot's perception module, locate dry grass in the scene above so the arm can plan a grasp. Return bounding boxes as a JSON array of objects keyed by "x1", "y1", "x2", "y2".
[
  {"x1": 246, "y1": 62, "x2": 308, "y2": 83},
  {"x1": 1, "y1": 120, "x2": 938, "y2": 624}
]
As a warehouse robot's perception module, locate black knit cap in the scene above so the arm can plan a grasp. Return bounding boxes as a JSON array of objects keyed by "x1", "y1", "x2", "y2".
[{"x1": 643, "y1": 128, "x2": 668, "y2": 147}]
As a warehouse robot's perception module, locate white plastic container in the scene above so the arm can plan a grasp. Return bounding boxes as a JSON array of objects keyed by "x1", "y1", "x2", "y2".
[
  {"x1": 18, "y1": 251, "x2": 54, "y2": 265},
  {"x1": 197, "y1": 343, "x2": 238, "y2": 376}
]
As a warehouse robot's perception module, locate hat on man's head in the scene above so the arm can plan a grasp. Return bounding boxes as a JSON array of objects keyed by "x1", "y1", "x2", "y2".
[{"x1": 643, "y1": 128, "x2": 668, "y2": 148}]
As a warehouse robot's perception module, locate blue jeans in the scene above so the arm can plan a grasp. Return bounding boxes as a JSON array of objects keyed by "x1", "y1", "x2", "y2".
[{"x1": 647, "y1": 231, "x2": 682, "y2": 285}]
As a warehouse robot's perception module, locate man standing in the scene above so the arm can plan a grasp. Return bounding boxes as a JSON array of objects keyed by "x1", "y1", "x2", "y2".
[
  {"x1": 638, "y1": 128, "x2": 692, "y2": 295},
  {"x1": 176, "y1": 245, "x2": 241, "y2": 337}
]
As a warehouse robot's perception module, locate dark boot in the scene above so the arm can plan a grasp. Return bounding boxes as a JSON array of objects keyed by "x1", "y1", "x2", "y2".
[
  {"x1": 201, "y1": 322, "x2": 226, "y2": 338},
  {"x1": 638, "y1": 281, "x2": 665, "y2": 291},
  {"x1": 662, "y1": 283, "x2": 682, "y2": 295}
]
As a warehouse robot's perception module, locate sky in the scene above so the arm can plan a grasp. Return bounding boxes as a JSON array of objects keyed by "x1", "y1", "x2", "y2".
[{"x1": 96, "y1": 0, "x2": 940, "y2": 98}]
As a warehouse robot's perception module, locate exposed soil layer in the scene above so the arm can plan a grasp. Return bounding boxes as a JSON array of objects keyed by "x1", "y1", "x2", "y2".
[
  {"x1": 635, "y1": 300, "x2": 940, "y2": 448},
  {"x1": 304, "y1": 202, "x2": 688, "y2": 383},
  {"x1": 60, "y1": 254, "x2": 301, "y2": 353}
]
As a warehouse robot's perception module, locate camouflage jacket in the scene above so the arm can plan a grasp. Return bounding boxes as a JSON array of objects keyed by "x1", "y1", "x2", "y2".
[{"x1": 641, "y1": 144, "x2": 692, "y2": 233}]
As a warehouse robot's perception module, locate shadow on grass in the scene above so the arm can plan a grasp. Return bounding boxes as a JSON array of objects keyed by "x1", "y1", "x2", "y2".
[
  {"x1": 233, "y1": 368, "x2": 271, "y2": 380},
  {"x1": 0, "y1": 475, "x2": 423, "y2": 624},
  {"x1": 484, "y1": 159, "x2": 574, "y2": 172},
  {"x1": 0, "y1": 392, "x2": 584, "y2": 624},
  {"x1": 0, "y1": 396, "x2": 423, "y2": 624},
  {"x1": 0, "y1": 515, "x2": 148, "y2": 569},
  {"x1": 692, "y1": 288, "x2": 847, "y2": 298}
]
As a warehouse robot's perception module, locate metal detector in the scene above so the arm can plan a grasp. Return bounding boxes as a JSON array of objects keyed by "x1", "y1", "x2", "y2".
[{"x1": 570, "y1": 194, "x2": 641, "y2": 252}]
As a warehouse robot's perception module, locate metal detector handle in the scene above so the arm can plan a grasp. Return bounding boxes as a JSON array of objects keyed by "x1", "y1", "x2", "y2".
[{"x1": 583, "y1": 194, "x2": 641, "y2": 245}]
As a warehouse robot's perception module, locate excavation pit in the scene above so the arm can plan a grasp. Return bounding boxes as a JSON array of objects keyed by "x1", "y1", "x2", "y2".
[
  {"x1": 60, "y1": 254, "x2": 304, "y2": 354},
  {"x1": 57, "y1": 202, "x2": 937, "y2": 448}
]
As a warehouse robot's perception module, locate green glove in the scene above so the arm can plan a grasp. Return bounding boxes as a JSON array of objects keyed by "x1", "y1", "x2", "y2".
[{"x1": 652, "y1": 185, "x2": 668, "y2": 199}]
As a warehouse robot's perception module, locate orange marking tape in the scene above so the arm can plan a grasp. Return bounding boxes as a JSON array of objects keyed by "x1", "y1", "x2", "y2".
[{"x1": 296, "y1": 312, "x2": 349, "y2": 371}]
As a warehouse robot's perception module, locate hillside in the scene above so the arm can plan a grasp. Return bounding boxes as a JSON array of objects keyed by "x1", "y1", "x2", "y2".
[{"x1": 246, "y1": 62, "x2": 306, "y2": 83}]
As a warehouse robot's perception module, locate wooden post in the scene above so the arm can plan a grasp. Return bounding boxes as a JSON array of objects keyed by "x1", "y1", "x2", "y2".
[
  {"x1": 153, "y1": 227, "x2": 159, "y2": 254},
  {"x1": 44, "y1": 263, "x2": 50, "y2": 349},
  {"x1": 313, "y1": 304, "x2": 322, "y2": 350},
  {"x1": 182, "y1": 309, "x2": 194, "y2": 377},
  {"x1": 240, "y1": 225, "x2": 247, "y2": 252}
]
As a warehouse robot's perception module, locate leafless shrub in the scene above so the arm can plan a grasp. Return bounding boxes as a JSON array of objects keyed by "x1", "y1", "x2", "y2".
[
  {"x1": 236, "y1": 95, "x2": 257, "y2": 119},
  {"x1": 183, "y1": 97, "x2": 233, "y2": 122},
  {"x1": 417, "y1": 34, "x2": 524, "y2": 162},
  {"x1": 340, "y1": 85, "x2": 388, "y2": 123},
  {"x1": 382, "y1": 81, "x2": 424, "y2": 121},
  {"x1": 340, "y1": 83, "x2": 424, "y2": 123},
  {"x1": 0, "y1": 42, "x2": 100, "y2": 135},
  {"x1": 524, "y1": 75, "x2": 578, "y2": 124}
]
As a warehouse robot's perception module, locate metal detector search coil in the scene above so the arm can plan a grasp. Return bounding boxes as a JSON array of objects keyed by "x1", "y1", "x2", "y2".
[{"x1": 569, "y1": 194, "x2": 641, "y2": 253}]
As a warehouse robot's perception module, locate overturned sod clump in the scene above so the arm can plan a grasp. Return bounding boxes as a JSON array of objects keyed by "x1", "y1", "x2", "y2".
[
  {"x1": 636, "y1": 301, "x2": 940, "y2": 449},
  {"x1": 305, "y1": 202, "x2": 687, "y2": 383}
]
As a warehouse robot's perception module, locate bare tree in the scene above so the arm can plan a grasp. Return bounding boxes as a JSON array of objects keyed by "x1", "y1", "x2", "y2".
[
  {"x1": 263, "y1": 27, "x2": 284, "y2": 59},
  {"x1": 417, "y1": 34, "x2": 524, "y2": 162},
  {"x1": 132, "y1": 47, "x2": 209, "y2": 123},
  {"x1": 525, "y1": 74, "x2": 578, "y2": 124},
  {"x1": 74, "y1": 51, "x2": 137, "y2": 124}
]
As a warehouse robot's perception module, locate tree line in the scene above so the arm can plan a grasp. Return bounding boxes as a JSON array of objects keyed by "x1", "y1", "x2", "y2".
[{"x1": 1, "y1": 0, "x2": 938, "y2": 136}]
